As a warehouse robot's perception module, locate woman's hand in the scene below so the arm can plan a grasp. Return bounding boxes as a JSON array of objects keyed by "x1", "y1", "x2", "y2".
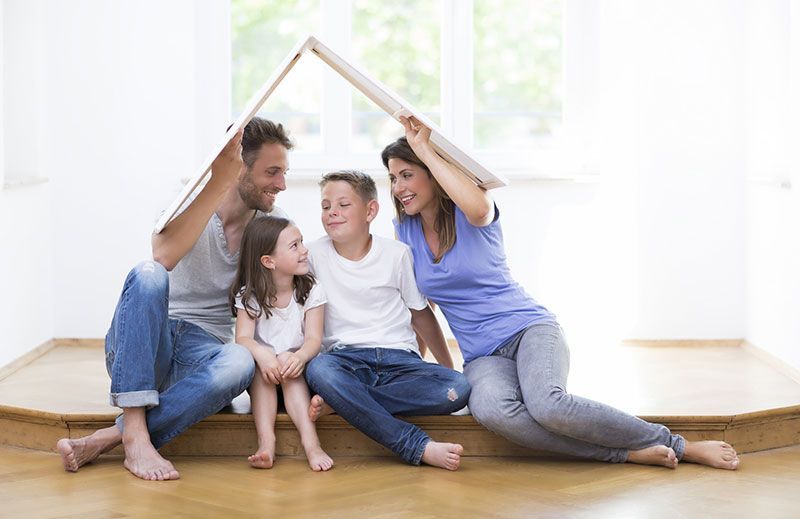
[{"x1": 399, "y1": 115, "x2": 436, "y2": 161}]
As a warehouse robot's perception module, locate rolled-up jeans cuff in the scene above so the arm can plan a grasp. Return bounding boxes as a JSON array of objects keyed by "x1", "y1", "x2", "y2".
[
  {"x1": 109, "y1": 390, "x2": 159, "y2": 409},
  {"x1": 411, "y1": 437, "x2": 430, "y2": 466}
]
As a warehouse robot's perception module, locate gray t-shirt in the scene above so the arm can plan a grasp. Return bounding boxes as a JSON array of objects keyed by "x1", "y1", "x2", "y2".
[{"x1": 167, "y1": 206, "x2": 288, "y2": 342}]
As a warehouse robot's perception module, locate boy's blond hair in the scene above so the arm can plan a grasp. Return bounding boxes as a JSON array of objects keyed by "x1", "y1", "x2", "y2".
[{"x1": 319, "y1": 170, "x2": 377, "y2": 202}]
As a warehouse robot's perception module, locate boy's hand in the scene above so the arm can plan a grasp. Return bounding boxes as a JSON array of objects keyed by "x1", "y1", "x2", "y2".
[
  {"x1": 254, "y1": 348, "x2": 282, "y2": 385},
  {"x1": 278, "y1": 351, "x2": 306, "y2": 379}
]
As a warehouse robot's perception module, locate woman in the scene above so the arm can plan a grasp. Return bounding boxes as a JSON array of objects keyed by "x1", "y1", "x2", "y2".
[{"x1": 381, "y1": 116, "x2": 739, "y2": 470}]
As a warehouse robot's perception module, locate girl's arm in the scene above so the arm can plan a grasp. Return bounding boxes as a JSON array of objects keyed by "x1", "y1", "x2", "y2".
[
  {"x1": 399, "y1": 116, "x2": 494, "y2": 227},
  {"x1": 280, "y1": 305, "x2": 324, "y2": 379},
  {"x1": 410, "y1": 306, "x2": 454, "y2": 369},
  {"x1": 235, "y1": 309, "x2": 282, "y2": 385}
]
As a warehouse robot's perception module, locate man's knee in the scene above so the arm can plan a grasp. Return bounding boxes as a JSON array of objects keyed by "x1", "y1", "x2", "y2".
[
  {"x1": 127, "y1": 260, "x2": 169, "y2": 297},
  {"x1": 214, "y1": 343, "x2": 256, "y2": 392}
]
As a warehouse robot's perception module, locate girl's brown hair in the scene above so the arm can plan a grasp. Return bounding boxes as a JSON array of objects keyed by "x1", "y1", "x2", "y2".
[
  {"x1": 381, "y1": 137, "x2": 456, "y2": 263},
  {"x1": 229, "y1": 216, "x2": 315, "y2": 319}
]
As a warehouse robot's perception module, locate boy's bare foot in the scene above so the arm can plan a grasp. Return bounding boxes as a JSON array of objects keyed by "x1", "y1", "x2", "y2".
[
  {"x1": 56, "y1": 426, "x2": 121, "y2": 472},
  {"x1": 683, "y1": 440, "x2": 740, "y2": 470},
  {"x1": 304, "y1": 444, "x2": 334, "y2": 472},
  {"x1": 248, "y1": 436, "x2": 276, "y2": 469},
  {"x1": 308, "y1": 395, "x2": 334, "y2": 422},
  {"x1": 122, "y1": 436, "x2": 180, "y2": 481},
  {"x1": 627, "y1": 445, "x2": 678, "y2": 468},
  {"x1": 421, "y1": 441, "x2": 463, "y2": 471}
]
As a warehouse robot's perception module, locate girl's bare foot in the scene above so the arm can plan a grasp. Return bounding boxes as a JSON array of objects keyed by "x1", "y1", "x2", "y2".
[
  {"x1": 122, "y1": 435, "x2": 179, "y2": 481},
  {"x1": 627, "y1": 445, "x2": 678, "y2": 468},
  {"x1": 308, "y1": 395, "x2": 334, "y2": 422},
  {"x1": 683, "y1": 440, "x2": 740, "y2": 470},
  {"x1": 421, "y1": 441, "x2": 463, "y2": 471},
  {"x1": 56, "y1": 426, "x2": 121, "y2": 472},
  {"x1": 248, "y1": 436, "x2": 276, "y2": 469},
  {"x1": 304, "y1": 444, "x2": 334, "y2": 472}
]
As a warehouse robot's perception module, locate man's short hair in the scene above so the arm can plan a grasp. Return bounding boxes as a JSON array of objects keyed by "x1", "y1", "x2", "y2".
[
  {"x1": 319, "y1": 170, "x2": 378, "y2": 202},
  {"x1": 242, "y1": 117, "x2": 294, "y2": 169}
]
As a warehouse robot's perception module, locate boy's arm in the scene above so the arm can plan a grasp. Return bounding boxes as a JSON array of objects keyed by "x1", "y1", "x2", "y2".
[
  {"x1": 280, "y1": 305, "x2": 324, "y2": 379},
  {"x1": 152, "y1": 130, "x2": 244, "y2": 271},
  {"x1": 235, "y1": 308, "x2": 282, "y2": 384},
  {"x1": 410, "y1": 306, "x2": 454, "y2": 369}
]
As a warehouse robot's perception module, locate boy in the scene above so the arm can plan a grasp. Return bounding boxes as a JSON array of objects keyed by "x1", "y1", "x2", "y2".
[{"x1": 305, "y1": 170, "x2": 470, "y2": 471}]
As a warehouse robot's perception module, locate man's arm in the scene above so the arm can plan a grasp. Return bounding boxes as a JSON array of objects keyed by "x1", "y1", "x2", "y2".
[
  {"x1": 152, "y1": 130, "x2": 244, "y2": 270},
  {"x1": 410, "y1": 305, "x2": 454, "y2": 369}
]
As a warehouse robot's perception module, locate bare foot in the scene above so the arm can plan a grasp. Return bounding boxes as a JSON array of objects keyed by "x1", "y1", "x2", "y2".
[
  {"x1": 308, "y1": 395, "x2": 334, "y2": 422},
  {"x1": 683, "y1": 440, "x2": 740, "y2": 470},
  {"x1": 56, "y1": 426, "x2": 121, "y2": 472},
  {"x1": 122, "y1": 436, "x2": 180, "y2": 481},
  {"x1": 421, "y1": 441, "x2": 463, "y2": 471},
  {"x1": 627, "y1": 445, "x2": 678, "y2": 469},
  {"x1": 304, "y1": 444, "x2": 334, "y2": 472},
  {"x1": 248, "y1": 436, "x2": 276, "y2": 469}
]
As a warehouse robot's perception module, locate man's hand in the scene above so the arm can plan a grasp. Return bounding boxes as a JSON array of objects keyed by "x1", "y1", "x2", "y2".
[{"x1": 210, "y1": 129, "x2": 245, "y2": 186}]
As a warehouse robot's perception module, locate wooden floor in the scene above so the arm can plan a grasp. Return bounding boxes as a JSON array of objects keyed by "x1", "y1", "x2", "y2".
[{"x1": 2, "y1": 444, "x2": 800, "y2": 517}]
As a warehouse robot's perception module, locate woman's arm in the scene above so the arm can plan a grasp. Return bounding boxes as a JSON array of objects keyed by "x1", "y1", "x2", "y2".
[
  {"x1": 410, "y1": 306, "x2": 454, "y2": 369},
  {"x1": 399, "y1": 116, "x2": 494, "y2": 227}
]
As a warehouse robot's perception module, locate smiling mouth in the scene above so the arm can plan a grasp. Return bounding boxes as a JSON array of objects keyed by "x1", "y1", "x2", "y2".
[{"x1": 399, "y1": 194, "x2": 416, "y2": 206}]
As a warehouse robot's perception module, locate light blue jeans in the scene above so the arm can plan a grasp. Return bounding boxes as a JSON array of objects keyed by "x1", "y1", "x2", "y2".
[
  {"x1": 104, "y1": 260, "x2": 255, "y2": 448},
  {"x1": 463, "y1": 323, "x2": 685, "y2": 462},
  {"x1": 305, "y1": 347, "x2": 470, "y2": 465}
]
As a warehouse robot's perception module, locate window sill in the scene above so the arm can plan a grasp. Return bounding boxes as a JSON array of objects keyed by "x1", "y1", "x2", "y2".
[{"x1": 2, "y1": 176, "x2": 49, "y2": 190}]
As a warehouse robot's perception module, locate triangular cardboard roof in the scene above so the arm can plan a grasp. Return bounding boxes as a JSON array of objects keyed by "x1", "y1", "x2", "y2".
[{"x1": 155, "y1": 35, "x2": 508, "y2": 233}]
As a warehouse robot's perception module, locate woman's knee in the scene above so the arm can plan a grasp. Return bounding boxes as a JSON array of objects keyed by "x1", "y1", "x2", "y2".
[
  {"x1": 468, "y1": 384, "x2": 524, "y2": 430},
  {"x1": 527, "y1": 389, "x2": 571, "y2": 432}
]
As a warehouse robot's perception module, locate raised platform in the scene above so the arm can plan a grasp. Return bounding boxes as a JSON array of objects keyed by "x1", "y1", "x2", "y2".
[{"x1": 2, "y1": 339, "x2": 800, "y2": 457}]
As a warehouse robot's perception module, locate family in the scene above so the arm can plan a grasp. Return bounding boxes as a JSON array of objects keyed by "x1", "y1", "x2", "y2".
[{"x1": 56, "y1": 116, "x2": 740, "y2": 481}]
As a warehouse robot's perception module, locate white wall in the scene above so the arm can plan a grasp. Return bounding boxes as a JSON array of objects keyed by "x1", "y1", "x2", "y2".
[
  {"x1": 2, "y1": 0, "x2": 797, "y2": 369},
  {"x1": 1, "y1": 0, "x2": 54, "y2": 367},
  {"x1": 745, "y1": 0, "x2": 800, "y2": 371}
]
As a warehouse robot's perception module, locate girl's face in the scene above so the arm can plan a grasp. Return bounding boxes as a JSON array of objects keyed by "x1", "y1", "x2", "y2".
[
  {"x1": 388, "y1": 158, "x2": 435, "y2": 216},
  {"x1": 262, "y1": 224, "x2": 308, "y2": 276}
]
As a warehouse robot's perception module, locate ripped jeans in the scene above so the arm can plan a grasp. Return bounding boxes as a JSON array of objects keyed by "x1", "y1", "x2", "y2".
[{"x1": 305, "y1": 347, "x2": 470, "y2": 464}]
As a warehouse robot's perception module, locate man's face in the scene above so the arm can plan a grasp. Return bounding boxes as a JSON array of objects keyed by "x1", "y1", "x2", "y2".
[{"x1": 238, "y1": 142, "x2": 288, "y2": 212}]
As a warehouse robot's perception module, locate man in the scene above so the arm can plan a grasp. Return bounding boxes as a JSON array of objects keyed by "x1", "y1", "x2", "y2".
[{"x1": 56, "y1": 118, "x2": 293, "y2": 481}]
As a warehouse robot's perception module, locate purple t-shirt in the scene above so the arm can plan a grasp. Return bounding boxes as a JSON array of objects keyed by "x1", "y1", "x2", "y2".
[{"x1": 394, "y1": 205, "x2": 556, "y2": 364}]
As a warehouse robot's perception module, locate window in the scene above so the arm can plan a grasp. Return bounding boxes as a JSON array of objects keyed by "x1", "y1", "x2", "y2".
[{"x1": 232, "y1": 0, "x2": 564, "y2": 176}]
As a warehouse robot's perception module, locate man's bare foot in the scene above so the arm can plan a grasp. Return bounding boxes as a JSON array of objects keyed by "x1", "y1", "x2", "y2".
[
  {"x1": 683, "y1": 440, "x2": 740, "y2": 470},
  {"x1": 248, "y1": 436, "x2": 276, "y2": 469},
  {"x1": 304, "y1": 444, "x2": 334, "y2": 472},
  {"x1": 627, "y1": 445, "x2": 678, "y2": 468},
  {"x1": 122, "y1": 436, "x2": 180, "y2": 481},
  {"x1": 308, "y1": 395, "x2": 334, "y2": 422},
  {"x1": 421, "y1": 441, "x2": 463, "y2": 471},
  {"x1": 56, "y1": 426, "x2": 121, "y2": 472}
]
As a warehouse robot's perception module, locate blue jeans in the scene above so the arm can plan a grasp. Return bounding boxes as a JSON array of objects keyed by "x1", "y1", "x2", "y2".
[
  {"x1": 464, "y1": 323, "x2": 686, "y2": 462},
  {"x1": 305, "y1": 347, "x2": 470, "y2": 465},
  {"x1": 104, "y1": 260, "x2": 255, "y2": 448}
]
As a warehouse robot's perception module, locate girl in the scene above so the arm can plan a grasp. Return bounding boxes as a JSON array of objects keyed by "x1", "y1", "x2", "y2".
[
  {"x1": 230, "y1": 216, "x2": 333, "y2": 471},
  {"x1": 381, "y1": 116, "x2": 739, "y2": 471}
]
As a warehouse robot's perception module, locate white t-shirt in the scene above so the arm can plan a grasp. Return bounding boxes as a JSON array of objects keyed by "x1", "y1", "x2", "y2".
[
  {"x1": 306, "y1": 235, "x2": 428, "y2": 353},
  {"x1": 234, "y1": 282, "x2": 327, "y2": 354}
]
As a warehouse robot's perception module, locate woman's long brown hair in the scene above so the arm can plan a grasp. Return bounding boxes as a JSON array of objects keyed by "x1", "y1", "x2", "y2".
[
  {"x1": 381, "y1": 137, "x2": 456, "y2": 263},
  {"x1": 229, "y1": 216, "x2": 315, "y2": 319}
]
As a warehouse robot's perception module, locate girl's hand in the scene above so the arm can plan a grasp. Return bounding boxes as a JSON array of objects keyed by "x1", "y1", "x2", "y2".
[
  {"x1": 399, "y1": 115, "x2": 435, "y2": 160},
  {"x1": 277, "y1": 351, "x2": 306, "y2": 379},
  {"x1": 254, "y1": 348, "x2": 282, "y2": 385}
]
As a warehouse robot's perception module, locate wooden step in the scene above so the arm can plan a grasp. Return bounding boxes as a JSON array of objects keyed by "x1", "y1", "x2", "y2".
[{"x1": 2, "y1": 339, "x2": 800, "y2": 457}]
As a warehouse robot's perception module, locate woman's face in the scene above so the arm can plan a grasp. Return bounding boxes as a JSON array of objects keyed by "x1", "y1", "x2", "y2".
[{"x1": 388, "y1": 158, "x2": 436, "y2": 216}]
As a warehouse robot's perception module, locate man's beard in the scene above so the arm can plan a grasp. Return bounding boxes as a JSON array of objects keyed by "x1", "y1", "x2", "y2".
[{"x1": 238, "y1": 173, "x2": 274, "y2": 213}]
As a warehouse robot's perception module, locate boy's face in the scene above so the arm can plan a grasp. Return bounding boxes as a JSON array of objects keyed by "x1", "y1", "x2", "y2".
[{"x1": 320, "y1": 181, "x2": 377, "y2": 244}]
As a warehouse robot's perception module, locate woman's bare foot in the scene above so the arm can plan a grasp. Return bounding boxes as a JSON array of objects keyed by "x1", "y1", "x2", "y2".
[
  {"x1": 248, "y1": 436, "x2": 276, "y2": 469},
  {"x1": 122, "y1": 435, "x2": 180, "y2": 481},
  {"x1": 56, "y1": 426, "x2": 121, "y2": 472},
  {"x1": 421, "y1": 441, "x2": 463, "y2": 471},
  {"x1": 683, "y1": 440, "x2": 740, "y2": 470},
  {"x1": 308, "y1": 395, "x2": 334, "y2": 422},
  {"x1": 304, "y1": 444, "x2": 334, "y2": 472},
  {"x1": 627, "y1": 445, "x2": 678, "y2": 468}
]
